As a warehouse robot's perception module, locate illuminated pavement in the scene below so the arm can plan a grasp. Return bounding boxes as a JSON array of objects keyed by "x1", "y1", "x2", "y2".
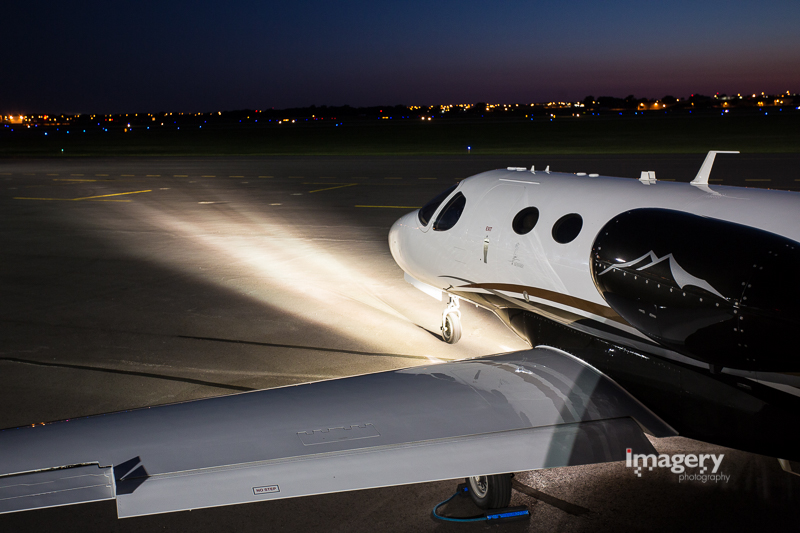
[{"x1": 1, "y1": 155, "x2": 799, "y2": 532}]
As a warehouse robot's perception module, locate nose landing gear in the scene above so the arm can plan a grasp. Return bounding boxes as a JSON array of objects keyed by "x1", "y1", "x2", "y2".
[{"x1": 441, "y1": 295, "x2": 462, "y2": 344}]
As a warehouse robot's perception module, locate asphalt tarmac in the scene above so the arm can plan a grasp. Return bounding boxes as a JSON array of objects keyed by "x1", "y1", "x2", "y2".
[{"x1": 1, "y1": 155, "x2": 799, "y2": 532}]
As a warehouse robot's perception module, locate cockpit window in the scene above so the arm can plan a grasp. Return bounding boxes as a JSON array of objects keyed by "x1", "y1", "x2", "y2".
[
  {"x1": 418, "y1": 184, "x2": 457, "y2": 226},
  {"x1": 433, "y1": 192, "x2": 467, "y2": 231}
]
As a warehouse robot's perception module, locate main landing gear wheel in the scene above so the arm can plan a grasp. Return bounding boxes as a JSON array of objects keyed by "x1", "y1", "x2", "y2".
[
  {"x1": 466, "y1": 474, "x2": 513, "y2": 509},
  {"x1": 441, "y1": 295, "x2": 462, "y2": 344}
]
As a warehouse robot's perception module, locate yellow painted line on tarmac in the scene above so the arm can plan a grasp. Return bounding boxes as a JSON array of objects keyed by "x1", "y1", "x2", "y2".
[
  {"x1": 14, "y1": 190, "x2": 152, "y2": 202},
  {"x1": 201, "y1": 175, "x2": 216, "y2": 177},
  {"x1": 309, "y1": 183, "x2": 357, "y2": 193},
  {"x1": 229, "y1": 175, "x2": 244, "y2": 178},
  {"x1": 74, "y1": 190, "x2": 152, "y2": 200},
  {"x1": 121, "y1": 174, "x2": 135, "y2": 177},
  {"x1": 174, "y1": 174, "x2": 188, "y2": 177},
  {"x1": 95, "y1": 174, "x2": 109, "y2": 176},
  {"x1": 146, "y1": 174, "x2": 160, "y2": 177},
  {"x1": 745, "y1": 178, "x2": 771, "y2": 182},
  {"x1": 46, "y1": 173, "x2": 58, "y2": 176},
  {"x1": 259, "y1": 175, "x2": 273, "y2": 178},
  {"x1": 355, "y1": 205, "x2": 421, "y2": 209}
]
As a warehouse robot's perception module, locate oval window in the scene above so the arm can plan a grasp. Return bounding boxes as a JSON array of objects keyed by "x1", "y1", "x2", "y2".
[
  {"x1": 512, "y1": 207, "x2": 540, "y2": 235},
  {"x1": 433, "y1": 193, "x2": 467, "y2": 231},
  {"x1": 418, "y1": 184, "x2": 457, "y2": 226},
  {"x1": 552, "y1": 213, "x2": 583, "y2": 243}
]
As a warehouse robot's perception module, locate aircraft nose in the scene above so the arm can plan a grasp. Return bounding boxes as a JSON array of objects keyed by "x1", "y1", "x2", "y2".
[{"x1": 388, "y1": 211, "x2": 415, "y2": 272}]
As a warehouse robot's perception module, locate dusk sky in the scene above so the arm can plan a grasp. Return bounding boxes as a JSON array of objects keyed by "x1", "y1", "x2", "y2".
[{"x1": 3, "y1": 0, "x2": 800, "y2": 114}]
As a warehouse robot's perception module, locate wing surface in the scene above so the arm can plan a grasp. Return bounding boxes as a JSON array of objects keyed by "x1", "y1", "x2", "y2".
[{"x1": 0, "y1": 348, "x2": 675, "y2": 518}]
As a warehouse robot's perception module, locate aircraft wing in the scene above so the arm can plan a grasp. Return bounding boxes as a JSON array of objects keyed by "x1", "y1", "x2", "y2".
[{"x1": 0, "y1": 347, "x2": 675, "y2": 518}]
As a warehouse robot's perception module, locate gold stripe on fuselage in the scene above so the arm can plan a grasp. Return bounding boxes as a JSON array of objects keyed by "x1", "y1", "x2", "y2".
[{"x1": 456, "y1": 282, "x2": 628, "y2": 325}]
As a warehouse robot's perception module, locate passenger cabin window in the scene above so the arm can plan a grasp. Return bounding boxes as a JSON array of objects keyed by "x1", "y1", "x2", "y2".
[
  {"x1": 512, "y1": 207, "x2": 540, "y2": 235},
  {"x1": 418, "y1": 184, "x2": 457, "y2": 226},
  {"x1": 433, "y1": 193, "x2": 467, "y2": 231},
  {"x1": 552, "y1": 213, "x2": 583, "y2": 244}
]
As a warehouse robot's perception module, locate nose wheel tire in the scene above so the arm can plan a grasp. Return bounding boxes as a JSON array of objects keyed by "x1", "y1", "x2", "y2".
[
  {"x1": 466, "y1": 474, "x2": 513, "y2": 509},
  {"x1": 442, "y1": 312, "x2": 462, "y2": 344},
  {"x1": 441, "y1": 295, "x2": 462, "y2": 344}
]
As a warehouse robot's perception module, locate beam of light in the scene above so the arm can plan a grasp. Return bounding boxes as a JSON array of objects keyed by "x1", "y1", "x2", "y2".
[
  {"x1": 123, "y1": 203, "x2": 419, "y2": 350},
  {"x1": 70, "y1": 190, "x2": 525, "y2": 376}
]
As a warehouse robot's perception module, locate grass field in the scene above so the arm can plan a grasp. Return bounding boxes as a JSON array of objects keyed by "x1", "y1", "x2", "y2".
[{"x1": 1, "y1": 112, "x2": 798, "y2": 156}]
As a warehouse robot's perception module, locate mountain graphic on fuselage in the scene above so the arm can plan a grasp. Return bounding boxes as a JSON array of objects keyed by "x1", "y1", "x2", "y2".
[{"x1": 599, "y1": 251, "x2": 725, "y2": 299}]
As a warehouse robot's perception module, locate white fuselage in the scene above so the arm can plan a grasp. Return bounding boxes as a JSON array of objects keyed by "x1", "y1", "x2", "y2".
[{"x1": 389, "y1": 169, "x2": 800, "y2": 337}]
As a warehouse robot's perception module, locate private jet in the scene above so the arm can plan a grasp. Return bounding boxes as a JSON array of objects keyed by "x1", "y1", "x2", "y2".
[{"x1": 2, "y1": 152, "x2": 799, "y2": 518}]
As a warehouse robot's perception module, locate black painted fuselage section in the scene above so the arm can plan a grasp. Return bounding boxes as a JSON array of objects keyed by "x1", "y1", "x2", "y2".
[{"x1": 591, "y1": 208, "x2": 800, "y2": 372}]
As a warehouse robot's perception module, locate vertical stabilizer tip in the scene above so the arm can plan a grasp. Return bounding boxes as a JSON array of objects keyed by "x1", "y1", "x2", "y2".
[{"x1": 691, "y1": 151, "x2": 739, "y2": 185}]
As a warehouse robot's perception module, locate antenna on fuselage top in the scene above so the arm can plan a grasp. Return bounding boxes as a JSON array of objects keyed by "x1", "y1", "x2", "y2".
[
  {"x1": 691, "y1": 151, "x2": 739, "y2": 185},
  {"x1": 639, "y1": 171, "x2": 657, "y2": 185},
  {"x1": 545, "y1": 165, "x2": 550, "y2": 174}
]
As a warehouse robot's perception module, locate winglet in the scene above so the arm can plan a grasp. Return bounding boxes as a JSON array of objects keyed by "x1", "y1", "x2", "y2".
[{"x1": 690, "y1": 151, "x2": 739, "y2": 185}]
